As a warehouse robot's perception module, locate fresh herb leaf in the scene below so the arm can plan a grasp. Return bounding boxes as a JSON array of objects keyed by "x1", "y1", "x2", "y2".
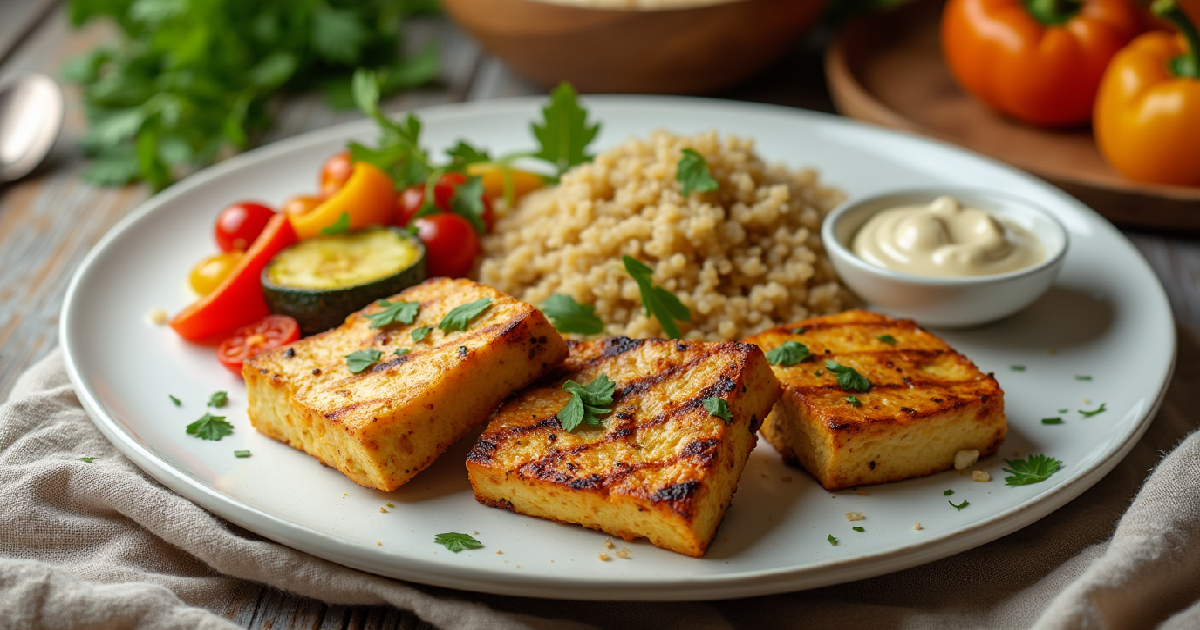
[
  {"x1": 208, "y1": 391, "x2": 228, "y2": 408},
  {"x1": 234, "y1": 450, "x2": 251, "y2": 458},
  {"x1": 814, "y1": 370, "x2": 824, "y2": 376},
  {"x1": 1002, "y1": 454, "x2": 1062, "y2": 486},
  {"x1": 876, "y1": 335, "x2": 897, "y2": 346},
  {"x1": 411, "y1": 326, "x2": 433, "y2": 342},
  {"x1": 623, "y1": 256, "x2": 691, "y2": 339},
  {"x1": 434, "y1": 532, "x2": 482, "y2": 553},
  {"x1": 791, "y1": 326, "x2": 806, "y2": 334},
  {"x1": 704, "y1": 397, "x2": 733, "y2": 423},
  {"x1": 77, "y1": 457, "x2": 98, "y2": 463},
  {"x1": 1079, "y1": 403, "x2": 1107, "y2": 418},
  {"x1": 168, "y1": 394, "x2": 181, "y2": 407},
  {"x1": 394, "y1": 348, "x2": 410, "y2": 356},
  {"x1": 852, "y1": 526, "x2": 865, "y2": 532},
  {"x1": 531, "y1": 82, "x2": 600, "y2": 177},
  {"x1": 541, "y1": 294, "x2": 605, "y2": 335},
  {"x1": 825, "y1": 361, "x2": 871, "y2": 392},
  {"x1": 765, "y1": 340, "x2": 811, "y2": 366},
  {"x1": 446, "y1": 141, "x2": 491, "y2": 167},
  {"x1": 1058, "y1": 408, "x2": 1069, "y2": 413},
  {"x1": 558, "y1": 374, "x2": 616, "y2": 432},
  {"x1": 320, "y1": 212, "x2": 352, "y2": 236},
  {"x1": 1011, "y1": 365, "x2": 1027, "y2": 372},
  {"x1": 949, "y1": 499, "x2": 970, "y2": 510},
  {"x1": 448, "y1": 176, "x2": 488, "y2": 234},
  {"x1": 366, "y1": 300, "x2": 420, "y2": 329},
  {"x1": 187, "y1": 413, "x2": 234, "y2": 441},
  {"x1": 827, "y1": 534, "x2": 838, "y2": 546},
  {"x1": 1075, "y1": 375, "x2": 1093, "y2": 381},
  {"x1": 943, "y1": 489, "x2": 954, "y2": 496},
  {"x1": 345, "y1": 349, "x2": 383, "y2": 374},
  {"x1": 1041, "y1": 417, "x2": 1064, "y2": 425},
  {"x1": 846, "y1": 395, "x2": 863, "y2": 408},
  {"x1": 438, "y1": 298, "x2": 493, "y2": 333},
  {"x1": 676, "y1": 148, "x2": 718, "y2": 197}
]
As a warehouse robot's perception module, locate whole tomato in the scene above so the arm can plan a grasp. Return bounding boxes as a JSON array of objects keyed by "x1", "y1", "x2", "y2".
[
  {"x1": 320, "y1": 151, "x2": 354, "y2": 197},
  {"x1": 414, "y1": 213, "x2": 481, "y2": 278},
  {"x1": 214, "y1": 202, "x2": 275, "y2": 252}
]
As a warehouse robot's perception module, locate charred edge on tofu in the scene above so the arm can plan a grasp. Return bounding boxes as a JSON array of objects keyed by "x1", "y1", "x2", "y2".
[
  {"x1": 822, "y1": 387, "x2": 1000, "y2": 434},
  {"x1": 767, "y1": 319, "x2": 922, "y2": 336}
]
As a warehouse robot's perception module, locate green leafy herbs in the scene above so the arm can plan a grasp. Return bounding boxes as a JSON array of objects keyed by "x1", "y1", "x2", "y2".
[
  {"x1": 1041, "y1": 417, "x2": 1064, "y2": 425},
  {"x1": 557, "y1": 374, "x2": 616, "y2": 432},
  {"x1": 623, "y1": 256, "x2": 692, "y2": 339},
  {"x1": 345, "y1": 348, "x2": 383, "y2": 373},
  {"x1": 208, "y1": 391, "x2": 228, "y2": 408},
  {"x1": 876, "y1": 335, "x2": 897, "y2": 346},
  {"x1": 187, "y1": 413, "x2": 234, "y2": 441},
  {"x1": 852, "y1": 526, "x2": 865, "y2": 532},
  {"x1": 1011, "y1": 365, "x2": 1027, "y2": 372},
  {"x1": 532, "y1": 83, "x2": 601, "y2": 178},
  {"x1": 411, "y1": 326, "x2": 433, "y2": 342},
  {"x1": 168, "y1": 394, "x2": 181, "y2": 407},
  {"x1": 319, "y1": 212, "x2": 352, "y2": 236},
  {"x1": 825, "y1": 361, "x2": 871, "y2": 392},
  {"x1": 67, "y1": 0, "x2": 440, "y2": 190},
  {"x1": 394, "y1": 348, "x2": 411, "y2": 356},
  {"x1": 234, "y1": 450, "x2": 252, "y2": 458},
  {"x1": 438, "y1": 298, "x2": 493, "y2": 333},
  {"x1": 448, "y1": 177, "x2": 488, "y2": 234},
  {"x1": 366, "y1": 300, "x2": 420, "y2": 329},
  {"x1": 77, "y1": 457, "x2": 98, "y2": 463},
  {"x1": 1075, "y1": 375, "x2": 1093, "y2": 381},
  {"x1": 765, "y1": 340, "x2": 811, "y2": 366},
  {"x1": 434, "y1": 532, "x2": 482, "y2": 553},
  {"x1": 943, "y1": 489, "x2": 954, "y2": 496},
  {"x1": 703, "y1": 397, "x2": 733, "y2": 423},
  {"x1": 541, "y1": 294, "x2": 605, "y2": 335},
  {"x1": 1002, "y1": 454, "x2": 1062, "y2": 486},
  {"x1": 676, "y1": 148, "x2": 718, "y2": 196},
  {"x1": 827, "y1": 534, "x2": 838, "y2": 546},
  {"x1": 814, "y1": 369, "x2": 824, "y2": 377},
  {"x1": 949, "y1": 499, "x2": 970, "y2": 510},
  {"x1": 1079, "y1": 403, "x2": 1107, "y2": 418},
  {"x1": 846, "y1": 395, "x2": 863, "y2": 408}
]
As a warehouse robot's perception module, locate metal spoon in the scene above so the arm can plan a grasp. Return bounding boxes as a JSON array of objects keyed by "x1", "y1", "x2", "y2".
[{"x1": 0, "y1": 72, "x2": 64, "y2": 183}]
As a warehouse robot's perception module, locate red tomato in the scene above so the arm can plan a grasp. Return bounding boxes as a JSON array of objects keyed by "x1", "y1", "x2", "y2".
[
  {"x1": 414, "y1": 213, "x2": 481, "y2": 278},
  {"x1": 214, "y1": 202, "x2": 275, "y2": 253},
  {"x1": 320, "y1": 151, "x2": 354, "y2": 197},
  {"x1": 395, "y1": 173, "x2": 494, "y2": 232},
  {"x1": 396, "y1": 186, "x2": 425, "y2": 227},
  {"x1": 216, "y1": 315, "x2": 301, "y2": 376}
]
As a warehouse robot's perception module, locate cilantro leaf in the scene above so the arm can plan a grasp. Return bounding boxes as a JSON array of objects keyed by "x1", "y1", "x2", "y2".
[
  {"x1": 320, "y1": 212, "x2": 352, "y2": 236},
  {"x1": 438, "y1": 298, "x2": 493, "y2": 333},
  {"x1": 876, "y1": 335, "x2": 897, "y2": 346},
  {"x1": 187, "y1": 413, "x2": 234, "y2": 441},
  {"x1": 1041, "y1": 417, "x2": 1064, "y2": 425},
  {"x1": 208, "y1": 391, "x2": 228, "y2": 409},
  {"x1": 558, "y1": 374, "x2": 615, "y2": 432},
  {"x1": 825, "y1": 361, "x2": 871, "y2": 392},
  {"x1": 77, "y1": 457, "x2": 98, "y2": 463},
  {"x1": 411, "y1": 326, "x2": 433, "y2": 342},
  {"x1": 434, "y1": 532, "x2": 482, "y2": 553},
  {"x1": 168, "y1": 394, "x2": 181, "y2": 407},
  {"x1": 846, "y1": 395, "x2": 863, "y2": 408},
  {"x1": 234, "y1": 450, "x2": 251, "y2": 458},
  {"x1": 949, "y1": 499, "x2": 970, "y2": 510},
  {"x1": 345, "y1": 349, "x2": 383, "y2": 374},
  {"x1": 827, "y1": 534, "x2": 838, "y2": 546},
  {"x1": 704, "y1": 397, "x2": 733, "y2": 423},
  {"x1": 623, "y1": 256, "x2": 691, "y2": 339},
  {"x1": 366, "y1": 300, "x2": 420, "y2": 329},
  {"x1": 765, "y1": 340, "x2": 811, "y2": 366},
  {"x1": 531, "y1": 82, "x2": 600, "y2": 177},
  {"x1": 1079, "y1": 403, "x2": 1106, "y2": 418},
  {"x1": 448, "y1": 176, "x2": 488, "y2": 234},
  {"x1": 676, "y1": 148, "x2": 718, "y2": 197},
  {"x1": 1003, "y1": 454, "x2": 1062, "y2": 486},
  {"x1": 541, "y1": 294, "x2": 605, "y2": 335}
]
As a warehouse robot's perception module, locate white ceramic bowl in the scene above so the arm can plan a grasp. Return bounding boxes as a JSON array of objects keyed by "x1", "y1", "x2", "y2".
[{"x1": 822, "y1": 188, "x2": 1069, "y2": 328}]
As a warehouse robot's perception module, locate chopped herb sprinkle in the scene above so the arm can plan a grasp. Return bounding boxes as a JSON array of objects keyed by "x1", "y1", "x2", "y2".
[
  {"x1": 1079, "y1": 403, "x2": 1107, "y2": 418},
  {"x1": 950, "y1": 499, "x2": 969, "y2": 510},
  {"x1": 827, "y1": 534, "x2": 838, "y2": 546},
  {"x1": 234, "y1": 450, "x2": 251, "y2": 458},
  {"x1": 876, "y1": 335, "x2": 897, "y2": 346},
  {"x1": 943, "y1": 489, "x2": 954, "y2": 496},
  {"x1": 852, "y1": 526, "x2": 865, "y2": 532},
  {"x1": 1011, "y1": 366, "x2": 1026, "y2": 372},
  {"x1": 1075, "y1": 375, "x2": 1093, "y2": 381},
  {"x1": 168, "y1": 395, "x2": 181, "y2": 407},
  {"x1": 1041, "y1": 417, "x2": 1064, "y2": 425}
]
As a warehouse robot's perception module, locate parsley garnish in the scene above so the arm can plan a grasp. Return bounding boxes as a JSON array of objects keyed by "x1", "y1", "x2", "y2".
[
  {"x1": 1075, "y1": 375, "x2": 1093, "y2": 381},
  {"x1": 541, "y1": 294, "x2": 605, "y2": 335},
  {"x1": 943, "y1": 489, "x2": 954, "y2": 496},
  {"x1": 319, "y1": 212, "x2": 352, "y2": 235},
  {"x1": 438, "y1": 298, "x2": 493, "y2": 333},
  {"x1": 825, "y1": 361, "x2": 871, "y2": 392},
  {"x1": 949, "y1": 499, "x2": 969, "y2": 510},
  {"x1": 846, "y1": 395, "x2": 863, "y2": 408},
  {"x1": 208, "y1": 391, "x2": 228, "y2": 408},
  {"x1": 77, "y1": 457, "x2": 97, "y2": 463},
  {"x1": 1079, "y1": 403, "x2": 1106, "y2": 418},
  {"x1": 814, "y1": 370, "x2": 824, "y2": 377},
  {"x1": 703, "y1": 397, "x2": 733, "y2": 423},
  {"x1": 448, "y1": 176, "x2": 488, "y2": 234},
  {"x1": 765, "y1": 340, "x2": 811, "y2": 366},
  {"x1": 676, "y1": 148, "x2": 718, "y2": 196},
  {"x1": 434, "y1": 532, "x2": 483, "y2": 553},
  {"x1": 1002, "y1": 454, "x2": 1062, "y2": 486},
  {"x1": 394, "y1": 348, "x2": 410, "y2": 356},
  {"x1": 1041, "y1": 417, "x2": 1064, "y2": 425},
  {"x1": 345, "y1": 349, "x2": 383, "y2": 374},
  {"x1": 827, "y1": 534, "x2": 838, "y2": 546},
  {"x1": 234, "y1": 450, "x2": 251, "y2": 458},
  {"x1": 366, "y1": 300, "x2": 420, "y2": 329},
  {"x1": 187, "y1": 413, "x2": 234, "y2": 441},
  {"x1": 1011, "y1": 365, "x2": 1027, "y2": 372},
  {"x1": 558, "y1": 374, "x2": 616, "y2": 432},
  {"x1": 168, "y1": 394, "x2": 181, "y2": 407},
  {"x1": 876, "y1": 335, "x2": 897, "y2": 346},
  {"x1": 446, "y1": 141, "x2": 491, "y2": 166},
  {"x1": 623, "y1": 256, "x2": 692, "y2": 339},
  {"x1": 852, "y1": 526, "x2": 865, "y2": 532},
  {"x1": 532, "y1": 83, "x2": 600, "y2": 178},
  {"x1": 411, "y1": 326, "x2": 433, "y2": 342}
]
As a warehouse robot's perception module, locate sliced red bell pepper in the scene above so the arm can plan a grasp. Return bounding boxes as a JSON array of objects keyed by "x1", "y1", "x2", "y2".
[{"x1": 170, "y1": 212, "x2": 297, "y2": 342}]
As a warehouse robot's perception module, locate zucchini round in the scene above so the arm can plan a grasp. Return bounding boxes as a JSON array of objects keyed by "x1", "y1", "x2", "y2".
[{"x1": 262, "y1": 227, "x2": 426, "y2": 335}]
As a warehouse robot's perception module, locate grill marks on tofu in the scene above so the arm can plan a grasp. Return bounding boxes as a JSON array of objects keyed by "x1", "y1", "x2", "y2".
[
  {"x1": 466, "y1": 338, "x2": 782, "y2": 557},
  {"x1": 744, "y1": 310, "x2": 1006, "y2": 491}
]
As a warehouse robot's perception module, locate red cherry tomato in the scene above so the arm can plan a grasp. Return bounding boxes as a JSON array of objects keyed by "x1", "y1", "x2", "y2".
[
  {"x1": 216, "y1": 315, "x2": 301, "y2": 376},
  {"x1": 395, "y1": 173, "x2": 495, "y2": 232},
  {"x1": 320, "y1": 151, "x2": 354, "y2": 197},
  {"x1": 214, "y1": 202, "x2": 275, "y2": 253},
  {"x1": 396, "y1": 186, "x2": 425, "y2": 227},
  {"x1": 414, "y1": 213, "x2": 481, "y2": 278}
]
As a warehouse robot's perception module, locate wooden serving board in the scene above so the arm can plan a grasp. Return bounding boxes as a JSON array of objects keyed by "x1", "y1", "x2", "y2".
[{"x1": 825, "y1": 0, "x2": 1200, "y2": 232}]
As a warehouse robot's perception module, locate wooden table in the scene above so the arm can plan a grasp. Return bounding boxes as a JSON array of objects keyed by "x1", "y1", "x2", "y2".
[{"x1": 1, "y1": 3, "x2": 1198, "y2": 628}]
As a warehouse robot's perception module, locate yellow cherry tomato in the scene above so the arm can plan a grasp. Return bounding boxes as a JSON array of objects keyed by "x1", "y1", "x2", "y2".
[
  {"x1": 289, "y1": 162, "x2": 396, "y2": 240},
  {"x1": 188, "y1": 251, "x2": 244, "y2": 296}
]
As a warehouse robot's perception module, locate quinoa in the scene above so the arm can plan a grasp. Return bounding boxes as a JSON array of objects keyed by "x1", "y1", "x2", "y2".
[{"x1": 480, "y1": 131, "x2": 855, "y2": 340}]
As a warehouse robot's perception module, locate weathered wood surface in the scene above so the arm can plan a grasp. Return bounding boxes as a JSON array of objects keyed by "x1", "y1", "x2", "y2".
[{"x1": 2, "y1": 5, "x2": 1200, "y2": 629}]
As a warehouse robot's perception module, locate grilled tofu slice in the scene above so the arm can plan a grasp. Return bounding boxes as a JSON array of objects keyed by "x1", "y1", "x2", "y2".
[
  {"x1": 466, "y1": 337, "x2": 782, "y2": 557},
  {"x1": 244, "y1": 278, "x2": 568, "y2": 492},
  {"x1": 743, "y1": 310, "x2": 1005, "y2": 491}
]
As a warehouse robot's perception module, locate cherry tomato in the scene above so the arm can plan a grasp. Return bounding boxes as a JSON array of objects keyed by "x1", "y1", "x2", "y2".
[
  {"x1": 216, "y1": 315, "x2": 301, "y2": 376},
  {"x1": 396, "y1": 186, "x2": 425, "y2": 227},
  {"x1": 215, "y1": 202, "x2": 275, "y2": 253},
  {"x1": 394, "y1": 172, "x2": 495, "y2": 232},
  {"x1": 282, "y1": 195, "x2": 324, "y2": 217},
  {"x1": 188, "y1": 251, "x2": 244, "y2": 296},
  {"x1": 414, "y1": 213, "x2": 481, "y2": 278},
  {"x1": 320, "y1": 151, "x2": 354, "y2": 197}
]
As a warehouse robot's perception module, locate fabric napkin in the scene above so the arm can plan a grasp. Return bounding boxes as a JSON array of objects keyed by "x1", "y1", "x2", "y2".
[{"x1": 2, "y1": 331, "x2": 1199, "y2": 630}]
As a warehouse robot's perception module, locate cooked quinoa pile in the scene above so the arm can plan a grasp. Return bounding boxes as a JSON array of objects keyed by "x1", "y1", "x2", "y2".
[{"x1": 479, "y1": 131, "x2": 855, "y2": 340}]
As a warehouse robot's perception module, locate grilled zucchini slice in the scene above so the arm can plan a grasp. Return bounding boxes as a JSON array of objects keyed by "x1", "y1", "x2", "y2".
[{"x1": 262, "y1": 227, "x2": 425, "y2": 335}]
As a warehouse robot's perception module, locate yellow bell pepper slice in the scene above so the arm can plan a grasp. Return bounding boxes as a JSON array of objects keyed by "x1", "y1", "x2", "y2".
[
  {"x1": 290, "y1": 162, "x2": 395, "y2": 240},
  {"x1": 466, "y1": 164, "x2": 544, "y2": 206}
]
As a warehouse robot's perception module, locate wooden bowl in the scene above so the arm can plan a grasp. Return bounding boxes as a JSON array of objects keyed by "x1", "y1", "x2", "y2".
[{"x1": 441, "y1": 0, "x2": 829, "y2": 94}]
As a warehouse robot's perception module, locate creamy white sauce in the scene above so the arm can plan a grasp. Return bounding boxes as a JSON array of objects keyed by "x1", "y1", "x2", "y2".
[{"x1": 852, "y1": 196, "x2": 1044, "y2": 277}]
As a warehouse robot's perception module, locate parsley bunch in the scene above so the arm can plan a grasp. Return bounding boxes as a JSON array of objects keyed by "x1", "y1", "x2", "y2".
[
  {"x1": 558, "y1": 374, "x2": 616, "y2": 432},
  {"x1": 65, "y1": 0, "x2": 440, "y2": 190}
]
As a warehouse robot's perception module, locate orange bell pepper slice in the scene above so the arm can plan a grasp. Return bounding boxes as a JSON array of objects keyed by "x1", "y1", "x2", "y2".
[
  {"x1": 170, "y1": 212, "x2": 297, "y2": 342},
  {"x1": 290, "y1": 161, "x2": 396, "y2": 240},
  {"x1": 1095, "y1": 0, "x2": 1200, "y2": 186},
  {"x1": 941, "y1": 0, "x2": 1145, "y2": 126},
  {"x1": 466, "y1": 163, "x2": 544, "y2": 207}
]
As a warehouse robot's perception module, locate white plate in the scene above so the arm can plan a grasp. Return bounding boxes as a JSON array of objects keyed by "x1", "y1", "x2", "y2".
[{"x1": 60, "y1": 97, "x2": 1174, "y2": 600}]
